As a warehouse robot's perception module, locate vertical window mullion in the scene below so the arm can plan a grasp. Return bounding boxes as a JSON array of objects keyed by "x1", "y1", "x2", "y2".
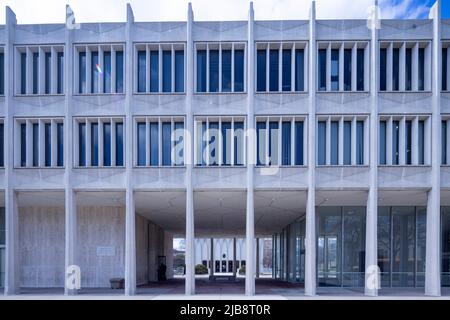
[
  {"x1": 266, "y1": 46, "x2": 269, "y2": 93},
  {"x1": 231, "y1": 43, "x2": 235, "y2": 92},
  {"x1": 51, "y1": 120, "x2": 57, "y2": 167},
  {"x1": 218, "y1": 45, "x2": 222, "y2": 93},
  {"x1": 231, "y1": 118, "x2": 235, "y2": 166},
  {"x1": 171, "y1": 45, "x2": 175, "y2": 93},
  {"x1": 278, "y1": 45, "x2": 282, "y2": 92},
  {"x1": 218, "y1": 120, "x2": 222, "y2": 166},
  {"x1": 158, "y1": 118, "x2": 162, "y2": 166},
  {"x1": 291, "y1": 118, "x2": 295, "y2": 165},
  {"x1": 111, "y1": 48, "x2": 117, "y2": 93},
  {"x1": 146, "y1": 119, "x2": 151, "y2": 166},
  {"x1": 291, "y1": 45, "x2": 295, "y2": 92},
  {"x1": 206, "y1": 45, "x2": 210, "y2": 93},
  {"x1": 146, "y1": 45, "x2": 151, "y2": 93}
]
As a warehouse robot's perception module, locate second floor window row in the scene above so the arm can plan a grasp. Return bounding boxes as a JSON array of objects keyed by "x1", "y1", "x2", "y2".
[{"x1": 16, "y1": 45, "x2": 64, "y2": 95}]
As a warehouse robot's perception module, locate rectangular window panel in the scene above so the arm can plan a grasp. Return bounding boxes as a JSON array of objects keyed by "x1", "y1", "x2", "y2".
[
  {"x1": 357, "y1": 49, "x2": 365, "y2": 91},
  {"x1": 418, "y1": 48, "x2": 425, "y2": 91},
  {"x1": 331, "y1": 49, "x2": 339, "y2": 91},
  {"x1": 295, "y1": 121, "x2": 303, "y2": 165},
  {"x1": 33, "y1": 52, "x2": 39, "y2": 94},
  {"x1": 380, "y1": 48, "x2": 387, "y2": 91},
  {"x1": 257, "y1": 49, "x2": 267, "y2": 92},
  {"x1": 330, "y1": 121, "x2": 339, "y2": 165},
  {"x1": 78, "y1": 52, "x2": 86, "y2": 94},
  {"x1": 269, "y1": 49, "x2": 279, "y2": 92},
  {"x1": 443, "y1": 48, "x2": 448, "y2": 91},
  {"x1": 150, "y1": 51, "x2": 159, "y2": 92},
  {"x1": 405, "y1": 120, "x2": 412, "y2": 164},
  {"x1": 137, "y1": 122, "x2": 146, "y2": 166},
  {"x1": 208, "y1": 122, "x2": 219, "y2": 165},
  {"x1": 20, "y1": 123, "x2": 26, "y2": 167},
  {"x1": 33, "y1": 123, "x2": 39, "y2": 167},
  {"x1": 380, "y1": 120, "x2": 386, "y2": 165},
  {"x1": 103, "y1": 51, "x2": 111, "y2": 93},
  {"x1": 377, "y1": 207, "x2": 391, "y2": 287},
  {"x1": 392, "y1": 207, "x2": 415, "y2": 287},
  {"x1": 57, "y1": 123, "x2": 63, "y2": 167},
  {"x1": 222, "y1": 121, "x2": 231, "y2": 165},
  {"x1": 45, "y1": 123, "x2": 51, "y2": 167},
  {"x1": 91, "y1": 51, "x2": 99, "y2": 93},
  {"x1": 20, "y1": 52, "x2": 27, "y2": 94},
  {"x1": 318, "y1": 121, "x2": 326, "y2": 165},
  {"x1": 162, "y1": 50, "x2": 172, "y2": 92},
  {"x1": 281, "y1": 121, "x2": 291, "y2": 165},
  {"x1": 45, "y1": 52, "x2": 51, "y2": 94},
  {"x1": 405, "y1": 48, "x2": 412, "y2": 91},
  {"x1": 282, "y1": 49, "x2": 291, "y2": 92},
  {"x1": 197, "y1": 50, "x2": 207, "y2": 92},
  {"x1": 418, "y1": 120, "x2": 425, "y2": 165},
  {"x1": 209, "y1": 50, "x2": 219, "y2": 93},
  {"x1": 173, "y1": 122, "x2": 184, "y2": 166},
  {"x1": 137, "y1": 50, "x2": 146, "y2": 93},
  {"x1": 199, "y1": 122, "x2": 207, "y2": 166},
  {"x1": 269, "y1": 122, "x2": 279, "y2": 165},
  {"x1": 0, "y1": 124, "x2": 4, "y2": 167},
  {"x1": 295, "y1": 49, "x2": 304, "y2": 92},
  {"x1": 344, "y1": 49, "x2": 352, "y2": 91},
  {"x1": 318, "y1": 49, "x2": 327, "y2": 91},
  {"x1": 344, "y1": 121, "x2": 351, "y2": 165},
  {"x1": 234, "y1": 121, "x2": 244, "y2": 166},
  {"x1": 103, "y1": 122, "x2": 111, "y2": 166},
  {"x1": 393, "y1": 48, "x2": 400, "y2": 91},
  {"x1": 116, "y1": 51, "x2": 124, "y2": 93},
  {"x1": 79, "y1": 123, "x2": 86, "y2": 166},
  {"x1": 393, "y1": 120, "x2": 400, "y2": 165},
  {"x1": 91, "y1": 122, "x2": 98, "y2": 166},
  {"x1": 175, "y1": 50, "x2": 184, "y2": 92},
  {"x1": 57, "y1": 52, "x2": 64, "y2": 94},
  {"x1": 222, "y1": 50, "x2": 232, "y2": 92},
  {"x1": 443, "y1": 121, "x2": 448, "y2": 165},
  {"x1": 0, "y1": 52, "x2": 4, "y2": 95},
  {"x1": 162, "y1": 122, "x2": 171, "y2": 166},
  {"x1": 256, "y1": 121, "x2": 266, "y2": 166},
  {"x1": 234, "y1": 49, "x2": 244, "y2": 92},
  {"x1": 115, "y1": 123, "x2": 124, "y2": 166},
  {"x1": 149, "y1": 122, "x2": 159, "y2": 166},
  {"x1": 356, "y1": 121, "x2": 364, "y2": 165}
]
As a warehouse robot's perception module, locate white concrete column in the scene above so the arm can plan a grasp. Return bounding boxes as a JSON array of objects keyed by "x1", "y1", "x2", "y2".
[
  {"x1": 412, "y1": 117, "x2": 419, "y2": 165},
  {"x1": 425, "y1": 0, "x2": 441, "y2": 297},
  {"x1": 305, "y1": 0, "x2": 317, "y2": 297},
  {"x1": 4, "y1": 6, "x2": 20, "y2": 296},
  {"x1": 256, "y1": 238, "x2": 260, "y2": 278},
  {"x1": 326, "y1": 43, "x2": 331, "y2": 91},
  {"x1": 339, "y1": 44, "x2": 344, "y2": 92},
  {"x1": 387, "y1": 43, "x2": 393, "y2": 91},
  {"x1": 365, "y1": 0, "x2": 379, "y2": 296},
  {"x1": 351, "y1": 117, "x2": 357, "y2": 165},
  {"x1": 399, "y1": 117, "x2": 406, "y2": 165},
  {"x1": 233, "y1": 237, "x2": 237, "y2": 278},
  {"x1": 399, "y1": 42, "x2": 406, "y2": 91},
  {"x1": 386, "y1": 117, "x2": 393, "y2": 165},
  {"x1": 124, "y1": 4, "x2": 136, "y2": 295},
  {"x1": 185, "y1": 2, "x2": 196, "y2": 295},
  {"x1": 210, "y1": 238, "x2": 214, "y2": 277},
  {"x1": 351, "y1": 43, "x2": 357, "y2": 92},
  {"x1": 245, "y1": 2, "x2": 256, "y2": 296},
  {"x1": 412, "y1": 43, "x2": 419, "y2": 91}
]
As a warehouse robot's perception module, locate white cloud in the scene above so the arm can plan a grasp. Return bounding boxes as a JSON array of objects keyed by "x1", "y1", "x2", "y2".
[{"x1": 0, "y1": 0, "x2": 434, "y2": 24}]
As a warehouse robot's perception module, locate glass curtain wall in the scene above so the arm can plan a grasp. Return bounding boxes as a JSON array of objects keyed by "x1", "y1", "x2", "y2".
[{"x1": 442, "y1": 207, "x2": 450, "y2": 286}]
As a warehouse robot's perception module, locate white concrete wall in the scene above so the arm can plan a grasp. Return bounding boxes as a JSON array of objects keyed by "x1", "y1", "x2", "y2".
[{"x1": 135, "y1": 213, "x2": 148, "y2": 285}]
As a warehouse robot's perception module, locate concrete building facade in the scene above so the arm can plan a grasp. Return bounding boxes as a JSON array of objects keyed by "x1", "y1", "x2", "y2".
[{"x1": 0, "y1": 0, "x2": 450, "y2": 297}]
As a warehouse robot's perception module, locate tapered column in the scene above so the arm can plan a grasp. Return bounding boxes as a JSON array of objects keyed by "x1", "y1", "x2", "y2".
[
  {"x1": 210, "y1": 238, "x2": 214, "y2": 277},
  {"x1": 185, "y1": 2, "x2": 196, "y2": 295},
  {"x1": 245, "y1": 2, "x2": 256, "y2": 296},
  {"x1": 304, "y1": 0, "x2": 316, "y2": 297},
  {"x1": 4, "y1": 6, "x2": 19, "y2": 296},
  {"x1": 233, "y1": 238, "x2": 237, "y2": 278},
  {"x1": 425, "y1": 0, "x2": 441, "y2": 297},
  {"x1": 256, "y1": 238, "x2": 260, "y2": 278},
  {"x1": 124, "y1": 4, "x2": 136, "y2": 295}
]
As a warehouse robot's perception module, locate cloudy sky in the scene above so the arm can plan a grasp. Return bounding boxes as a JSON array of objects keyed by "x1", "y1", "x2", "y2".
[{"x1": 0, "y1": 0, "x2": 447, "y2": 24}]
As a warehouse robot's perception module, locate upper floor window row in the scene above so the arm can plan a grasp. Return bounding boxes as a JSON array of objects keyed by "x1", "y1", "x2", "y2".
[
  {"x1": 136, "y1": 43, "x2": 184, "y2": 94},
  {"x1": 257, "y1": 42, "x2": 306, "y2": 93},
  {"x1": 196, "y1": 42, "x2": 245, "y2": 93},
  {"x1": 16, "y1": 45, "x2": 64, "y2": 95},
  {"x1": 15, "y1": 118, "x2": 64, "y2": 168},
  {"x1": 76, "y1": 44, "x2": 124, "y2": 95},
  {"x1": 317, "y1": 42, "x2": 368, "y2": 92},
  {"x1": 379, "y1": 116, "x2": 430, "y2": 166},
  {"x1": 0, "y1": 48, "x2": 4, "y2": 96},
  {"x1": 379, "y1": 41, "x2": 430, "y2": 92}
]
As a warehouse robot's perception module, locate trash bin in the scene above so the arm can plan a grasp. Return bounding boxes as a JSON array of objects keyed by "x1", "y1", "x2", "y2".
[{"x1": 110, "y1": 278, "x2": 124, "y2": 289}]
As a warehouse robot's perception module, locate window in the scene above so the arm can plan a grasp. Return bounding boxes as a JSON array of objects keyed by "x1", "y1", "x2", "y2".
[
  {"x1": 135, "y1": 117, "x2": 185, "y2": 167},
  {"x1": 269, "y1": 50, "x2": 279, "y2": 92},
  {"x1": 20, "y1": 52, "x2": 26, "y2": 94},
  {"x1": 357, "y1": 49, "x2": 365, "y2": 91},
  {"x1": 318, "y1": 49, "x2": 327, "y2": 91},
  {"x1": 44, "y1": 123, "x2": 51, "y2": 167},
  {"x1": 76, "y1": 45, "x2": 124, "y2": 94},
  {"x1": 57, "y1": 123, "x2": 64, "y2": 167},
  {"x1": 76, "y1": 118, "x2": 124, "y2": 167},
  {"x1": 32, "y1": 52, "x2": 39, "y2": 94},
  {"x1": 393, "y1": 48, "x2": 400, "y2": 91},
  {"x1": 380, "y1": 48, "x2": 387, "y2": 91},
  {"x1": 32, "y1": 123, "x2": 39, "y2": 167},
  {"x1": 196, "y1": 43, "x2": 246, "y2": 93},
  {"x1": 344, "y1": 49, "x2": 352, "y2": 91},
  {"x1": 295, "y1": 49, "x2": 304, "y2": 92},
  {"x1": 405, "y1": 48, "x2": 412, "y2": 91},
  {"x1": 20, "y1": 123, "x2": 26, "y2": 167},
  {"x1": 257, "y1": 49, "x2": 266, "y2": 92},
  {"x1": 443, "y1": 120, "x2": 448, "y2": 165},
  {"x1": 330, "y1": 49, "x2": 339, "y2": 91},
  {"x1": 0, "y1": 123, "x2": 4, "y2": 167},
  {"x1": 150, "y1": 50, "x2": 159, "y2": 92},
  {"x1": 318, "y1": 121, "x2": 326, "y2": 165},
  {"x1": 45, "y1": 52, "x2": 51, "y2": 94},
  {"x1": 330, "y1": 121, "x2": 339, "y2": 164},
  {"x1": 137, "y1": 50, "x2": 146, "y2": 93},
  {"x1": 344, "y1": 121, "x2": 351, "y2": 165},
  {"x1": 379, "y1": 120, "x2": 386, "y2": 165},
  {"x1": 443, "y1": 47, "x2": 448, "y2": 91},
  {"x1": 0, "y1": 51, "x2": 4, "y2": 95},
  {"x1": 282, "y1": 49, "x2": 291, "y2": 91},
  {"x1": 196, "y1": 117, "x2": 245, "y2": 166},
  {"x1": 392, "y1": 120, "x2": 399, "y2": 164},
  {"x1": 405, "y1": 120, "x2": 412, "y2": 164},
  {"x1": 418, "y1": 120, "x2": 425, "y2": 165},
  {"x1": 162, "y1": 50, "x2": 172, "y2": 92},
  {"x1": 356, "y1": 121, "x2": 364, "y2": 165},
  {"x1": 175, "y1": 50, "x2": 184, "y2": 93},
  {"x1": 418, "y1": 48, "x2": 425, "y2": 91}
]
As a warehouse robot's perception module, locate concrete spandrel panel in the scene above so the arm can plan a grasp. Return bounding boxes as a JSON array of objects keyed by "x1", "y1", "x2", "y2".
[
  {"x1": 254, "y1": 167, "x2": 308, "y2": 189},
  {"x1": 133, "y1": 22, "x2": 186, "y2": 42},
  {"x1": 316, "y1": 93, "x2": 371, "y2": 115},
  {"x1": 72, "y1": 168, "x2": 126, "y2": 189},
  {"x1": 132, "y1": 167, "x2": 186, "y2": 189},
  {"x1": 0, "y1": 97, "x2": 5, "y2": 117},
  {"x1": 378, "y1": 166, "x2": 432, "y2": 189},
  {"x1": 192, "y1": 94, "x2": 247, "y2": 115},
  {"x1": 71, "y1": 95, "x2": 126, "y2": 116},
  {"x1": 12, "y1": 96, "x2": 66, "y2": 117},
  {"x1": 254, "y1": 20, "x2": 308, "y2": 41},
  {"x1": 0, "y1": 169, "x2": 5, "y2": 189},
  {"x1": 442, "y1": 20, "x2": 450, "y2": 39},
  {"x1": 72, "y1": 23, "x2": 126, "y2": 43},
  {"x1": 380, "y1": 20, "x2": 432, "y2": 40},
  {"x1": 441, "y1": 93, "x2": 450, "y2": 114},
  {"x1": 14, "y1": 24, "x2": 65, "y2": 44},
  {"x1": 0, "y1": 26, "x2": 5, "y2": 43},
  {"x1": 193, "y1": 21, "x2": 247, "y2": 42},
  {"x1": 441, "y1": 167, "x2": 450, "y2": 188},
  {"x1": 316, "y1": 20, "x2": 370, "y2": 41},
  {"x1": 193, "y1": 167, "x2": 247, "y2": 189},
  {"x1": 13, "y1": 168, "x2": 65, "y2": 190},
  {"x1": 378, "y1": 92, "x2": 433, "y2": 114},
  {"x1": 315, "y1": 166, "x2": 370, "y2": 189},
  {"x1": 254, "y1": 94, "x2": 309, "y2": 115},
  {"x1": 132, "y1": 95, "x2": 186, "y2": 115}
]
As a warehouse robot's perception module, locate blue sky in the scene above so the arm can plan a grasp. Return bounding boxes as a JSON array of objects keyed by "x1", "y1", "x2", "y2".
[{"x1": 0, "y1": 0, "x2": 447, "y2": 24}]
